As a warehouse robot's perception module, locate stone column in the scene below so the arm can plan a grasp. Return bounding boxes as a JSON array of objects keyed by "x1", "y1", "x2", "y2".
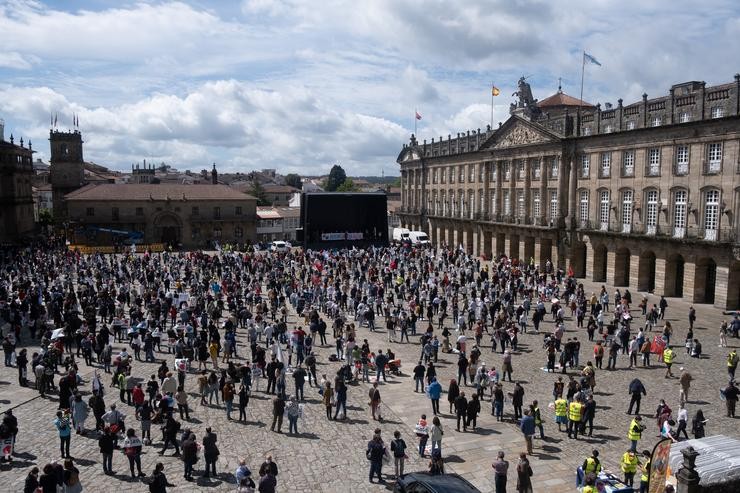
[
  {"x1": 557, "y1": 155, "x2": 568, "y2": 223},
  {"x1": 534, "y1": 238, "x2": 542, "y2": 269},
  {"x1": 683, "y1": 261, "x2": 696, "y2": 303},
  {"x1": 714, "y1": 264, "x2": 730, "y2": 309},
  {"x1": 508, "y1": 160, "x2": 516, "y2": 219},
  {"x1": 552, "y1": 243, "x2": 560, "y2": 270},
  {"x1": 482, "y1": 230, "x2": 492, "y2": 259},
  {"x1": 585, "y1": 240, "x2": 595, "y2": 280},
  {"x1": 519, "y1": 237, "x2": 527, "y2": 262},
  {"x1": 654, "y1": 256, "x2": 667, "y2": 295},
  {"x1": 606, "y1": 250, "x2": 617, "y2": 285},
  {"x1": 494, "y1": 161, "x2": 502, "y2": 219},
  {"x1": 472, "y1": 227, "x2": 480, "y2": 257},
  {"x1": 504, "y1": 235, "x2": 512, "y2": 259},
  {"x1": 483, "y1": 161, "x2": 491, "y2": 219}
]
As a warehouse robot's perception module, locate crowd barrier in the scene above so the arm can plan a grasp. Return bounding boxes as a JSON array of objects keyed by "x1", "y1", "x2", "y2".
[{"x1": 67, "y1": 243, "x2": 166, "y2": 254}]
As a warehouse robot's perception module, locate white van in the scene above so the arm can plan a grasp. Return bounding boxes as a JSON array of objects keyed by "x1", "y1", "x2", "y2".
[
  {"x1": 270, "y1": 240, "x2": 289, "y2": 252},
  {"x1": 409, "y1": 231, "x2": 430, "y2": 245},
  {"x1": 392, "y1": 227, "x2": 411, "y2": 243}
]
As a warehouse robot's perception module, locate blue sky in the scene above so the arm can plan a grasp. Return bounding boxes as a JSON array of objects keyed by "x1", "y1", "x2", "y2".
[{"x1": 1, "y1": 0, "x2": 738, "y2": 175}]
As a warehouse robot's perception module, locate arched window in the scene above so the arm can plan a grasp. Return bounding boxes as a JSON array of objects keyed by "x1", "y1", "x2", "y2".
[
  {"x1": 599, "y1": 190, "x2": 610, "y2": 230},
  {"x1": 579, "y1": 190, "x2": 589, "y2": 227},
  {"x1": 621, "y1": 189, "x2": 633, "y2": 233},
  {"x1": 673, "y1": 189, "x2": 687, "y2": 238},
  {"x1": 645, "y1": 189, "x2": 658, "y2": 235},
  {"x1": 703, "y1": 189, "x2": 720, "y2": 240}
]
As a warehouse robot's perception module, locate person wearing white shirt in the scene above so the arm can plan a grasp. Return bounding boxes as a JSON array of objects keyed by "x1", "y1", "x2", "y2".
[{"x1": 675, "y1": 403, "x2": 689, "y2": 440}]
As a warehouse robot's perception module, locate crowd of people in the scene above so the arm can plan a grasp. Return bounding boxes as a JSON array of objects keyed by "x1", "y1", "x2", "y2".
[{"x1": 0, "y1": 237, "x2": 737, "y2": 492}]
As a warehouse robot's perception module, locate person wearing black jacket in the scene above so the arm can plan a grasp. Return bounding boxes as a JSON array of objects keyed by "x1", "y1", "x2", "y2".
[
  {"x1": 270, "y1": 395, "x2": 285, "y2": 432},
  {"x1": 238, "y1": 383, "x2": 249, "y2": 422},
  {"x1": 148, "y1": 463, "x2": 175, "y2": 493},
  {"x1": 202, "y1": 427, "x2": 219, "y2": 478},
  {"x1": 581, "y1": 395, "x2": 596, "y2": 437},
  {"x1": 466, "y1": 394, "x2": 481, "y2": 430},
  {"x1": 454, "y1": 392, "x2": 468, "y2": 431},
  {"x1": 23, "y1": 466, "x2": 39, "y2": 493},
  {"x1": 512, "y1": 382, "x2": 525, "y2": 421},
  {"x1": 98, "y1": 427, "x2": 115, "y2": 475},
  {"x1": 628, "y1": 378, "x2": 647, "y2": 415},
  {"x1": 413, "y1": 361, "x2": 426, "y2": 392},
  {"x1": 159, "y1": 416, "x2": 181, "y2": 456},
  {"x1": 259, "y1": 455, "x2": 279, "y2": 477}
]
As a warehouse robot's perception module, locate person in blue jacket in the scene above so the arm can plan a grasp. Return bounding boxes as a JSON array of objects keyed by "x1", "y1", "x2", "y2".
[
  {"x1": 519, "y1": 409, "x2": 536, "y2": 455},
  {"x1": 427, "y1": 377, "x2": 442, "y2": 415}
]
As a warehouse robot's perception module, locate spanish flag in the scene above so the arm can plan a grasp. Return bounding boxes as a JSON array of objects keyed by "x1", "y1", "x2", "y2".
[{"x1": 492, "y1": 85, "x2": 501, "y2": 96}]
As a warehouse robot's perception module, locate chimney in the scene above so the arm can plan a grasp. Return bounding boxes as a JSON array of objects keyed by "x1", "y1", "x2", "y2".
[{"x1": 211, "y1": 163, "x2": 218, "y2": 184}]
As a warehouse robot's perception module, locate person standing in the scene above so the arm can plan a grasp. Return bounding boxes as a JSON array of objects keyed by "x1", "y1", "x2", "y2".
[
  {"x1": 427, "y1": 377, "x2": 442, "y2": 415},
  {"x1": 122, "y1": 428, "x2": 146, "y2": 478},
  {"x1": 728, "y1": 349, "x2": 738, "y2": 382},
  {"x1": 322, "y1": 382, "x2": 334, "y2": 420},
  {"x1": 447, "y1": 378, "x2": 460, "y2": 414},
  {"x1": 54, "y1": 410, "x2": 72, "y2": 459},
  {"x1": 627, "y1": 416, "x2": 645, "y2": 452},
  {"x1": 531, "y1": 400, "x2": 544, "y2": 439},
  {"x1": 580, "y1": 449, "x2": 601, "y2": 486},
  {"x1": 567, "y1": 397, "x2": 583, "y2": 440},
  {"x1": 62, "y1": 459, "x2": 82, "y2": 493},
  {"x1": 679, "y1": 368, "x2": 693, "y2": 405},
  {"x1": 429, "y1": 416, "x2": 443, "y2": 456},
  {"x1": 270, "y1": 394, "x2": 285, "y2": 432},
  {"x1": 621, "y1": 449, "x2": 638, "y2": 486},
  {"x1": 723, "y1": 380, "x2": 738, "y2": 417},
  {"x1": 369, "y1": 382, "x2": 382, "y2": 421},
  {"x1": 415, "y1": 414, "x2": 429, "y2": 457},
  {"x1": 202, "y1": 427, "x2": 219, "y2": 479},
  {"x1": 691, "y1": 410, "x2": 707, "y2": 438},
  {"x1": 511, "y1": 382, "x2": 524, "y2": 421},
  {"x1": 98, "y1": 426, "x2": 115, "y2": 475},
  {"x1": 582, "y1": 395, "x2": 596, "y2": 437},
  {"x1": 554, "y1": 396, "x2": 568, "y2": 432},
  {"x1": 237, "y1": 383, "x2": 249, "y2": 422},
  {"x1": 413, "y1": 361, "x2": 426, "y2": 392},
  {"x1": 223, "y1": 380, "x2": 235, "y2": 421},
  {"x1": 454, "y1": 391, "x2": 468, "y2": 432},
  {"x1": 390, "y1": 430, "x2": 407, "y2": 479},
  {"x1": 181, "y1": 433, "x2": 198, "y2": 481},
  {"x1": 286, "y1": 397, "x2": 301, "y2": 434},
  {"x1": 334, "y1": 380, "x2": 347, "y2": 420},
  {"x1": 663, "y1": 347, "x2": 676, "y2": 378},
  {"x1": 628, "y1": 378, "x2": 647, "y2": 415},
  {"x1": 492, "y1": 450, "x2": 509, "y2": 493},
  {"x1": 516, "y1": 452, "x2": 533, "y2": 493},
  {"x1": 519, "y1": 409, "x2": 535, "y2": 455},
  {"x1": 366, "y1": 430, "x2": 387, "y2": 484},
  {"x1": 639, "y1": 451, "x2": 652, "y2": 493}
]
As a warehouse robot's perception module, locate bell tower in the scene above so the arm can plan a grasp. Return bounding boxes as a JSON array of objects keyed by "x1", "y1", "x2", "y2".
[{"x1": 49, "y1": 129, "x2": 86, "y2": 219}]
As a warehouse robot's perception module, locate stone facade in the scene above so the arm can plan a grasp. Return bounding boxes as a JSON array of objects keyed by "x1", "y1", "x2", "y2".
[
  {"x1": 0, "y1": 123, "x2": 36, "y2": 243},
  {"x1": 397, "y1": 76, "x2": 740, "y2": 309},
  {"x1": 64, "y1": 184, "x2": 257, "y2": 248}
]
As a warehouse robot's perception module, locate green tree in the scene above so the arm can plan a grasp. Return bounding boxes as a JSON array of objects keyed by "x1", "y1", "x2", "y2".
[
  {"x1": 284, "y1": 173, "x2": 302, "y2": 189},
  {"x1": 38, "y1": 208, "x2": 53, "y2": 226},
  {"x1": 249, "y1": 181, "x2": 270, "y2": 206},
  {"x1": 335, "y1": 178, "x2": 359, "y2": 192},
  {"x1": 325, "y1": 164, "x2": 347, "y2": 192}
]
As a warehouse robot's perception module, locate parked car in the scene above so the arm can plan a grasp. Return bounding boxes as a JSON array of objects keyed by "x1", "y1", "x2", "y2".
[{"x1": 394, "y1": 473, "x2": 481, "y2": 493}]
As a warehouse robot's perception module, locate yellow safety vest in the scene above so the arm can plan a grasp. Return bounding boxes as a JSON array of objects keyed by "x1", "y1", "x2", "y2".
[
  {"x1": 568, "y1": 401, "x2": 583, "y2": 421},
  {"x1": 621, "y1": 452, "x2": 638, "y2": 473},
  {"x1": 555, "y1": 399, "x2": 567, "y2": 417},
  {"x1": 627, "y1": 419, "x2": 642, "y2": 441},
  {"x1": 584, "y1": 457, "x2": 601, "y2": 474},
  {"x1": 729, "y1": 351, "x2": 738, "y2": 368},
  {"x1": 641, "y1": 458, "x2": 651, "y2": 482},
  {"x1": 663, "y1": 349, "x2": 674, "y2": 363},
  {"x1": 533, "y1": 407, "x2": 541, "y2": 425},
  {"x1": 582, "y1": 486, "x2": 596, "y2": 493}
]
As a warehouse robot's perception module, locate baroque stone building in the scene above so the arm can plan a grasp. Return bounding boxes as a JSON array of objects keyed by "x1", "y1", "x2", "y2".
[
  {"x1": 397, "y1": 75, "x2": 740, "y2": 309},
  {"x1": 0, "y1": 120, "x2": 36, "y2": 242},
  {"x1": 64, "y1": 183, "x2": 257, "y2": 248}
]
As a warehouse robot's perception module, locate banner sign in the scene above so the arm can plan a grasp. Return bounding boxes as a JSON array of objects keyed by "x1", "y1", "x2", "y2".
[{"x1": 648, "y1": 438, "x2": 672, "y2": 493}]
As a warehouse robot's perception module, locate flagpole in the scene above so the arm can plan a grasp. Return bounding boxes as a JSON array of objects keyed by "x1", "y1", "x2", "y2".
[
  {"x1": 578, "y1": 51, "x2": 586, "y2": 136},
  {"x1": 490, "y1": 83, "x2": 494, "y2": 129},
  {"x1": 414, "y1": 108, "x2": 417, "y2": 136}
]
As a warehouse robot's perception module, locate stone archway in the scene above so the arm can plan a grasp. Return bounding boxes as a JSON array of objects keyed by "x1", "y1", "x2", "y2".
[
  {"x1": 728, "y1": 261, "x2": 740, "y2": 310},
  {"x1": 694, "y1": 257, "x2": 717, "y2": 304},
  {"x1": 592, "y1": 244, "x2": 607, "y2": 282},
  {"x1": 614, "y1": 247, "x2": 631, "y2": 286},
  {"x1": 665, "y1": 253, "x2": 685, "y2": 297},
  {"x1": 153, "y1": 212, "x2": 182, "y2": 246},
  {"x1": 571, "y1": 241, "x2": 587, "y2": 279},
  {"x1": 638, "y1": 251, "x2": 656, "y2": 293}
]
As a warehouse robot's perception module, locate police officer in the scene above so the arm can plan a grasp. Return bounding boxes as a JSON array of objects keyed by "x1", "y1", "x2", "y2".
[
  {"x1": 663, "y1": 347, "x2": 675, "y2": 378},
  {"x1": 567, "y1": 397, "x2": 583, "y2": 439},
  {"x1": 620, "y1": 449, "x2": 639, "y2": 486},
  {"x1": 627, "y1": 415, "x2": 645, "y2": 452}
]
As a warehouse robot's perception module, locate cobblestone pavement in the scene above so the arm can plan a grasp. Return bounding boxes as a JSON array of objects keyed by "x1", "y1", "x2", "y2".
[{"x1": 0, "y1": 259, "x2": 738, "y2": 492}]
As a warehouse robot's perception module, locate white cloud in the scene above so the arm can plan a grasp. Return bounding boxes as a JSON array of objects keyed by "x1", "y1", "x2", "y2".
[{"x1": 1, "y1": 0, "x2": 739, "y2": 176}]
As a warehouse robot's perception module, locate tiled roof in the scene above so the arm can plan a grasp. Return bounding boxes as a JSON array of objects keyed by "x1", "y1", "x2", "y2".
[
  {"x1": 65, "y1": 184, "x2": 256, "y2": 201},
  {"x1": 263, "y1": 184, "x2": 299, "y2": 193},
  {"x1": 538, "y1": 92, "x2": 595, "y2": 108}
]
